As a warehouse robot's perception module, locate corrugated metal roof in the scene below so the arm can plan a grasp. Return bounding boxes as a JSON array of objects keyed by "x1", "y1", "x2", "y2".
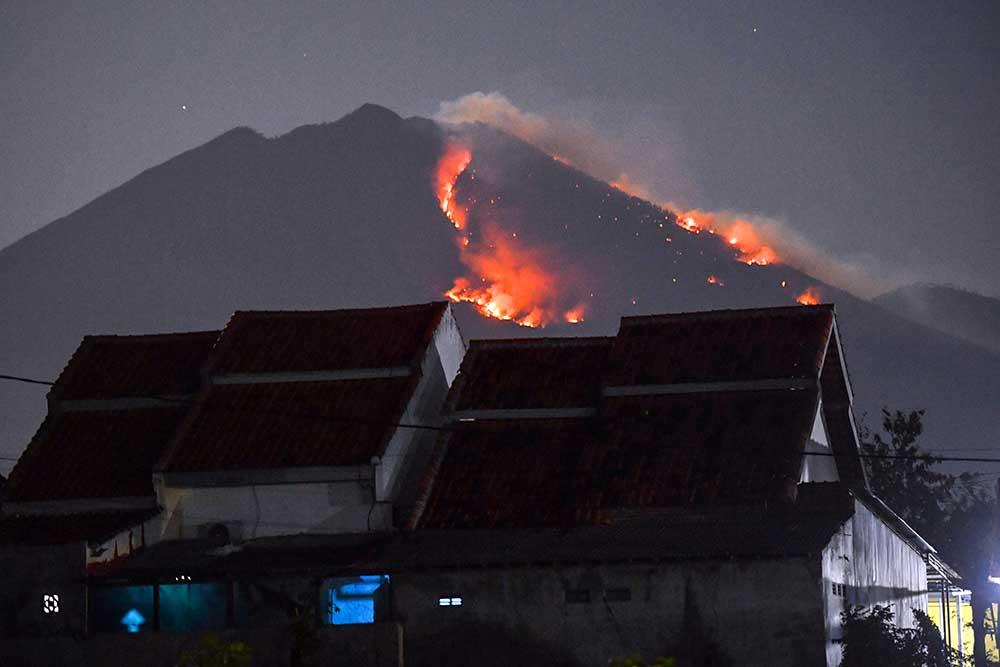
[
  {"x1": 208, "y1": 302, "x2": 447, "y2": 375},
  {"x1": 53, "y1": 331, "x2": 219, "y2": 400},
  {"x1": 606, "y1": 305, "x2": 834, "y2": 387},
  {"x1": 5, "y1": 408, "x2": 187, "y2": 502},
  {"x1": 0, "y1": 509, "x2": 158, "y2": 546},
  {"x1": 94, "y1": 504, "x2": 850, "y2": 578}
]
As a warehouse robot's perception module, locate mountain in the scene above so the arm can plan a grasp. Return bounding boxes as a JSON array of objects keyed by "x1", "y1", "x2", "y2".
[
  {"x1": 1, "y1": 104, "x2": 998, "y2": 472},
  {"x1": 875, "y1": 284, "x2": 1000, "y2": 354}
]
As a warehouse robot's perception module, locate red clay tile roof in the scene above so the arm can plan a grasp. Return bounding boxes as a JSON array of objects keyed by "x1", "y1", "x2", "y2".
[
  {"x1": 417, "y1": 306, "x2": 839, "y2": 530},
  {"x1": 160, "y1": 377, "x2": 417, "y2": 472},
  {"x1": 451, "y1": 338, "x2": 612, "y2": 411},
  {"x1": 208, "y1": 302, "x2": 447, "y2": 375},
  {"x1": 419, "y1": 389, "x2": 818, "y2": 529},
  {"x1": 6, "y1": 408, "x2": 188, "y2": 502},
  {"x1": 7, "y1": 332, "x2": 218, "y2": 503},
  {"x1": 606, "y1": 305, "x2": 834, "y2": 386},
  {"x1": 54, "y1": 331, "x2": 219, "y2": 400},
  {"x1": 160, "y1": 303, "x2": 452, "y2": 473}
]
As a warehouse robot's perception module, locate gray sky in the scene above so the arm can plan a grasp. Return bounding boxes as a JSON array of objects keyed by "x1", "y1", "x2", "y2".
[{"x1": 2, "y1": 1, "x2": 997, "y2": 296}]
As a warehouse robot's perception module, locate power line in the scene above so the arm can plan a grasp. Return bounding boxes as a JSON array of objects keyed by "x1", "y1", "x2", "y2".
[{"x1": 1, "y1": 370, "x2": 1000, "y2": 465}]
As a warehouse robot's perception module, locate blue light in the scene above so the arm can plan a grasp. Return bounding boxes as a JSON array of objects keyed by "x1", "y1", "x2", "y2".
[
  {"x1": 328, "y1": 575, "x2": 388, "y2": 626},
  {"x1": 120, "y1": 608, "x2": 146, "y2": 633}
]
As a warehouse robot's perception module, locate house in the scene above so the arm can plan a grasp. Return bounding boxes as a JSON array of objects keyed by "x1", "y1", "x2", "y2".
[
  {"x1": 395, "y1": 305, "x2": 938, "y2": 666},
  {"x1": 0, "y1": 303, "x2": 950, "y2": 667},
  {"x1": 152, "y1": 302, "x2": 464, "y2": 541},
  {"x1": 0, "y1": 331, "x2": 218, "y2": 636}
]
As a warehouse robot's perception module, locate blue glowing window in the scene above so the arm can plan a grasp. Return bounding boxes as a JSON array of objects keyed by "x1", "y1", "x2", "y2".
[
  {"x1": 160, "y1": 582, "x2": 227, "y2": 631},
  {"x1": 93, "y1": 586, "x2": 154, "y2": 634},
  {"x1": 327, "y1": 575, "x2": 388, "y2": 625}
]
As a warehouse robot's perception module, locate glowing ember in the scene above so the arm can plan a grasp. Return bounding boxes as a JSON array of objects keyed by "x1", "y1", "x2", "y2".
[
  {"x1": 674, "y1": 209, "x2": 779, "y2": 266},
  {"x1": 796, "y1": 287, "x2": 821, "y2": 305},
  {"x1": 706, "y1": 276, "x2": 725, "y2": 287},
  {"x1": 552, "y1": 154, "x2": 573, "y2": 166},
  {"x1": 435, "y1": 144, "x2": 472, "y2": 230},
  {"x1": 679, "y1": 216, "x2": 701, "y2": 233},
  {"x1": 564, "y1": 306, "x2": 586, "y2": 324}
]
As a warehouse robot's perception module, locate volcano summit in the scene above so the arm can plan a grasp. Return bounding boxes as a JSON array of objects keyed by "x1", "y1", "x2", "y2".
[{"x1": 0, "y1": 104, "x2": 997, "y2": 470}]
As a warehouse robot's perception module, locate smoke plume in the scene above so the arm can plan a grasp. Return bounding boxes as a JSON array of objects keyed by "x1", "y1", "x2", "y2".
[{"x1": 436, "y1": 91, "x2": 901, "y2": 298}]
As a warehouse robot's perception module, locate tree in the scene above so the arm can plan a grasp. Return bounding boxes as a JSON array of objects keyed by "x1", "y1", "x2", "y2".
[
  {"x1": 860, "y1": 409, "x2": 996, "y2": 666},
  {"x1": 839, "y1": 604, "x2": 962, "y2": 667}
]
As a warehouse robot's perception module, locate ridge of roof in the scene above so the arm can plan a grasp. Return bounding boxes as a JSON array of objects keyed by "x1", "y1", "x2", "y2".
[
  {"x1": 468, "y1": 336, "x2": 613, "y2": 350},
  {"x1": 619, "y1": 303, "x2": 834, "y2": 328},
  {"x1": 205, "y1": 301, "x2": 448, "y2": 377},
  {"x1": 226, "y1": 301, "x2": 448, "y2": 319}
]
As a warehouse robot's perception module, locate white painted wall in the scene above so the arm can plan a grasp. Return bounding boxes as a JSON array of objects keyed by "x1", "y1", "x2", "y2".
[
  {"x1": 154, "y1": 475, "x2": 394, "y2": 541},
  {"x1": 820, "y1": 498, "x2": 929, "y2": 667},
  {"x1": 801, "y1": 403, "x2": 839, "y2": 484}
]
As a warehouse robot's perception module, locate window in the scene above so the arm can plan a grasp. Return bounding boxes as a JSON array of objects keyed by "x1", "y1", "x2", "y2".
[
  {"x1": 42, "y1": 594, "x2": 60, "y2": 614},
  {"x1": 92, "y1": 585, "x2": 154, "y2": 634},
  {"x1": 159, "y1": 582, "x2": 227, "y2": 631},
  {"x1": 604, "y1": 588, "x2": 631, "y2": 602},
  {"x1": 438, "y1": 597, "x2": 463, "y2": 606},
  {"x1": 327, "y1": 575, "x2": 389, "y2": 625}
]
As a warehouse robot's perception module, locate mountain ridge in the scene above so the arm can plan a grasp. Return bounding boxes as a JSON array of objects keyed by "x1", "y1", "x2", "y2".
[{"x1": 0, "y1": 103, "x2": 997, "y2": 473}]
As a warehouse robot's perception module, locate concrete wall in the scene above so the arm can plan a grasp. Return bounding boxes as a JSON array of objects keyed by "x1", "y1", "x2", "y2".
[
  {"x1": 820, "y1": 498, "x2": 929, "y2": 666},
  {"x1": 393, "y1": 559, "x2": 828, "y2": 667},
  {"x1": 0, "y1": 622, "x2": 403, "y2": 667}
]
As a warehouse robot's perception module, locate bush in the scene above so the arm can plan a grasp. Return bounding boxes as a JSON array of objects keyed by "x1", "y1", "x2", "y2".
[{"x1": 840, "y1": 605, "x2": 963, "y2": 667}]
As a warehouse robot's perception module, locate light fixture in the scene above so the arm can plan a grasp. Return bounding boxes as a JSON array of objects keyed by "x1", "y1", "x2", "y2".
[{"x1": 42, "y1": 594, "x2": 60, "y2": 614}]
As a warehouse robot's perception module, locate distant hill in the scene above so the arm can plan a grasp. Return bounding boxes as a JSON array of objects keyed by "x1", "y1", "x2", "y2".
[
  {"x1": 875, "y1": 284, "x2": 1000, "y2": 354},
  {"x1": 1, "y1": 103, "x2": 998, "y2": 472}
]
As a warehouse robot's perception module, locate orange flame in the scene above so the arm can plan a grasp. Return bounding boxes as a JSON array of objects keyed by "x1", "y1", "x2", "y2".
[
  {"x1": 706, "y1": 276, "x2": 724, "y2": 287},
  {"x1": 675, "y1": 209, "x2": 779, "y2": 266},
  {"x1": 445, "y1": 226, "x2": 567, "y2": 328},
  {"x1": 435, "y1": 144, "x2": 472, "y2": 230},
  {"x1": 552, "y1": 154, "x2": 573, "y2": 166},
  {"x1": 564, "y1": 305, "x2": 586, "y2": 323},
  {"x1": 796, "y1": 287, "x2": 821, "y2": 305}
]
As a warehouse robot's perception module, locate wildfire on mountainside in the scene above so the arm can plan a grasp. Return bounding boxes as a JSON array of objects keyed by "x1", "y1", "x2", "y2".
[
  {"x1": 435, "y1": 145, "x2": 472, "y2": 230},
  {"x1": 435, "y1": 144, "x2": 584, "y2": 327},
  {"x1": 433, "y1": 141, "x2": 812, "y2": 326},
  {"x1": 674, "y1": 209, "x2": 778, "y2": 266},
  {"x1": 796, "y1": 288, "x2": 821, "y2": 305}
]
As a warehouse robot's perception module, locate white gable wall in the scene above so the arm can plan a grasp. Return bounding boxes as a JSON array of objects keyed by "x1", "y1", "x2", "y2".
[{"x1": 800, "y1": 401, "x2": 839, "y2": 484}]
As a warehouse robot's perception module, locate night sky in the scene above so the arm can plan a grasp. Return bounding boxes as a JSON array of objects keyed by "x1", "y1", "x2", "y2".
[{"x1": 1, "y1": 1, "x2": 997, "y2": 296}]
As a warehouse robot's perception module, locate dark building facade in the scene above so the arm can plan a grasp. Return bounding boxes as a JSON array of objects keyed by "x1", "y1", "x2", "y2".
[{"x1": 0, "y1": 303, "x2": 947, "y2": 667}]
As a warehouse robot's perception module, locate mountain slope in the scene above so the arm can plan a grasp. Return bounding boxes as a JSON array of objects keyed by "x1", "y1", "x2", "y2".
[
  {"x1": 1, "y1": 104, "x2": 998, "y2": 473},
  {"x1": 875, "y1": 284, "x2": 1000, "y2": 354}
]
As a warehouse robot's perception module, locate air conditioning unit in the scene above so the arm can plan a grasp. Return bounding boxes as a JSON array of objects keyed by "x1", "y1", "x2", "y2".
[{"x1": 196, "y1": 521, "x2": 243, "y2": 545}]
